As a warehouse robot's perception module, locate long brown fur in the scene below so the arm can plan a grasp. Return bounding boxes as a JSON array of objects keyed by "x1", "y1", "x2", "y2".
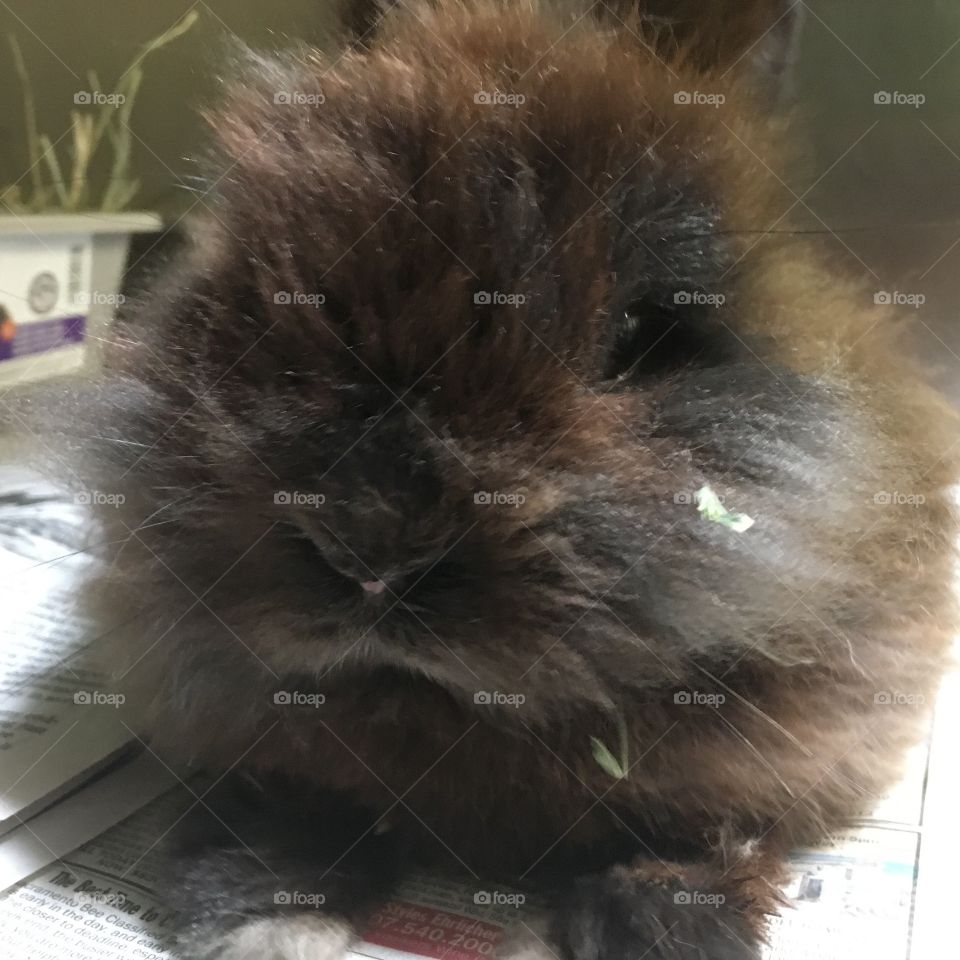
[{"x1": 16, "y1": 2, "x2": 957, "y2": 958}]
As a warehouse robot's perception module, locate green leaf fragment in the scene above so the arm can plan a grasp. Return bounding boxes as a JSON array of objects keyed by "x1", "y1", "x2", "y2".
[
  {"x1": 590, "y1": 712, "x2": 630, "y2": 780},
  {"x1": 590, "y1": 737, "x2": 627, "y2": 779},
  {"x1": 694, "y1": 485, "x2": 754, "y2": 532}
]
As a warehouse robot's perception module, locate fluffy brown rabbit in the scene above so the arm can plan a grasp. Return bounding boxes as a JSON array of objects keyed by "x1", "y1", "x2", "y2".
[{"x1": 18, "y1": 1, "x2": 958, "y2": 958}]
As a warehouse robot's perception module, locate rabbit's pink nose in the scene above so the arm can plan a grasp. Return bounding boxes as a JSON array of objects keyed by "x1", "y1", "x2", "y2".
[{"x1": 360, "y1": 579, "x2": 387, "y2": 595}]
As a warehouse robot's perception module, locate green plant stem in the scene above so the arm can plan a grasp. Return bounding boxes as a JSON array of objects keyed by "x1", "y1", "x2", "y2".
[
  {"x1": 38, "y1": 134, "x2": 69, "y2": 208},
  {"x1": 8, "y1": 34, "x2": 45, "y2": 206}
]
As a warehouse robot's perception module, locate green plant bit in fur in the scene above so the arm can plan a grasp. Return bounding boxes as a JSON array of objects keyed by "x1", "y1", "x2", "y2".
[
  {"x1": 694, "y1": 485, "x2": 755, "y2": 532},
  {"x1": 591, "y1": 712, "x2": 630, "y2": 780}
]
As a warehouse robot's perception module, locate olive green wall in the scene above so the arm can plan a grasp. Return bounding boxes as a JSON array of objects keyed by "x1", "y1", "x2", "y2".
[{"x1": 795, "y1": 1, "x2": 960, "y2": 224}]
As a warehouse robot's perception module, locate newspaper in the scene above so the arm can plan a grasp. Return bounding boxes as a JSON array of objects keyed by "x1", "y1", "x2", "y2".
[
  {"x1": 0, "y1": 469, "x2": 956, "y2": 958},
  {"x1": 0, "y1": 467, "x2": 175, "y2": 889},
  {"x1": 0, "y1": 752, "x2": 176, "y2": 892},
  {"x1": 0, "y1": 784, "x2": 187, "y2": 960},
  {"x1": 0, "y1": 467, "x2": 135, "y2": 835}
]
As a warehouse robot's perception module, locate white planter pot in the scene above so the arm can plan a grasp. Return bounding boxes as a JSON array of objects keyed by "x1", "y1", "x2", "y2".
[{"x1": 0, "y1": 212, "x2": 163, "y2": 387}]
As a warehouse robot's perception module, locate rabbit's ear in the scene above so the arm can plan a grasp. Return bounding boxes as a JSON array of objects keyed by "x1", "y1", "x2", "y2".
[
  {"x1": 338, "y1": 0, "x2": 392, "y2": 45},
  {"x1": 340, "y1": 1, "x2": 805, "y2": 102},
  {"x1": 741, "y1": 0, "x2": 806, "y2": 91},
  {"x1": 602, "y1": 0, "x2": 805, "y2": 101}
]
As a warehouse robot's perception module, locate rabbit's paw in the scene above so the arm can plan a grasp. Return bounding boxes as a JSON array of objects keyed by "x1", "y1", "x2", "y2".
[
  {"x1": 187, "y1": 915, "x2": 353, "y2": 960},
  {"x1": 553, "y1": 865, "x2": 761, "y2": 960}
]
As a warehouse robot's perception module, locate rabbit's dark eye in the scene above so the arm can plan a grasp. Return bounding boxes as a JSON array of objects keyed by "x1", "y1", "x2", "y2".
[
  {"x1": 604, "y1": 292, "x2": 742, "y2": 381},
  {"x1": 622, "y1": 301, "x2": 645, "y2": 326},
  {"x1": 605, "y1": 301, "x2": 650, "y2": 379}
]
